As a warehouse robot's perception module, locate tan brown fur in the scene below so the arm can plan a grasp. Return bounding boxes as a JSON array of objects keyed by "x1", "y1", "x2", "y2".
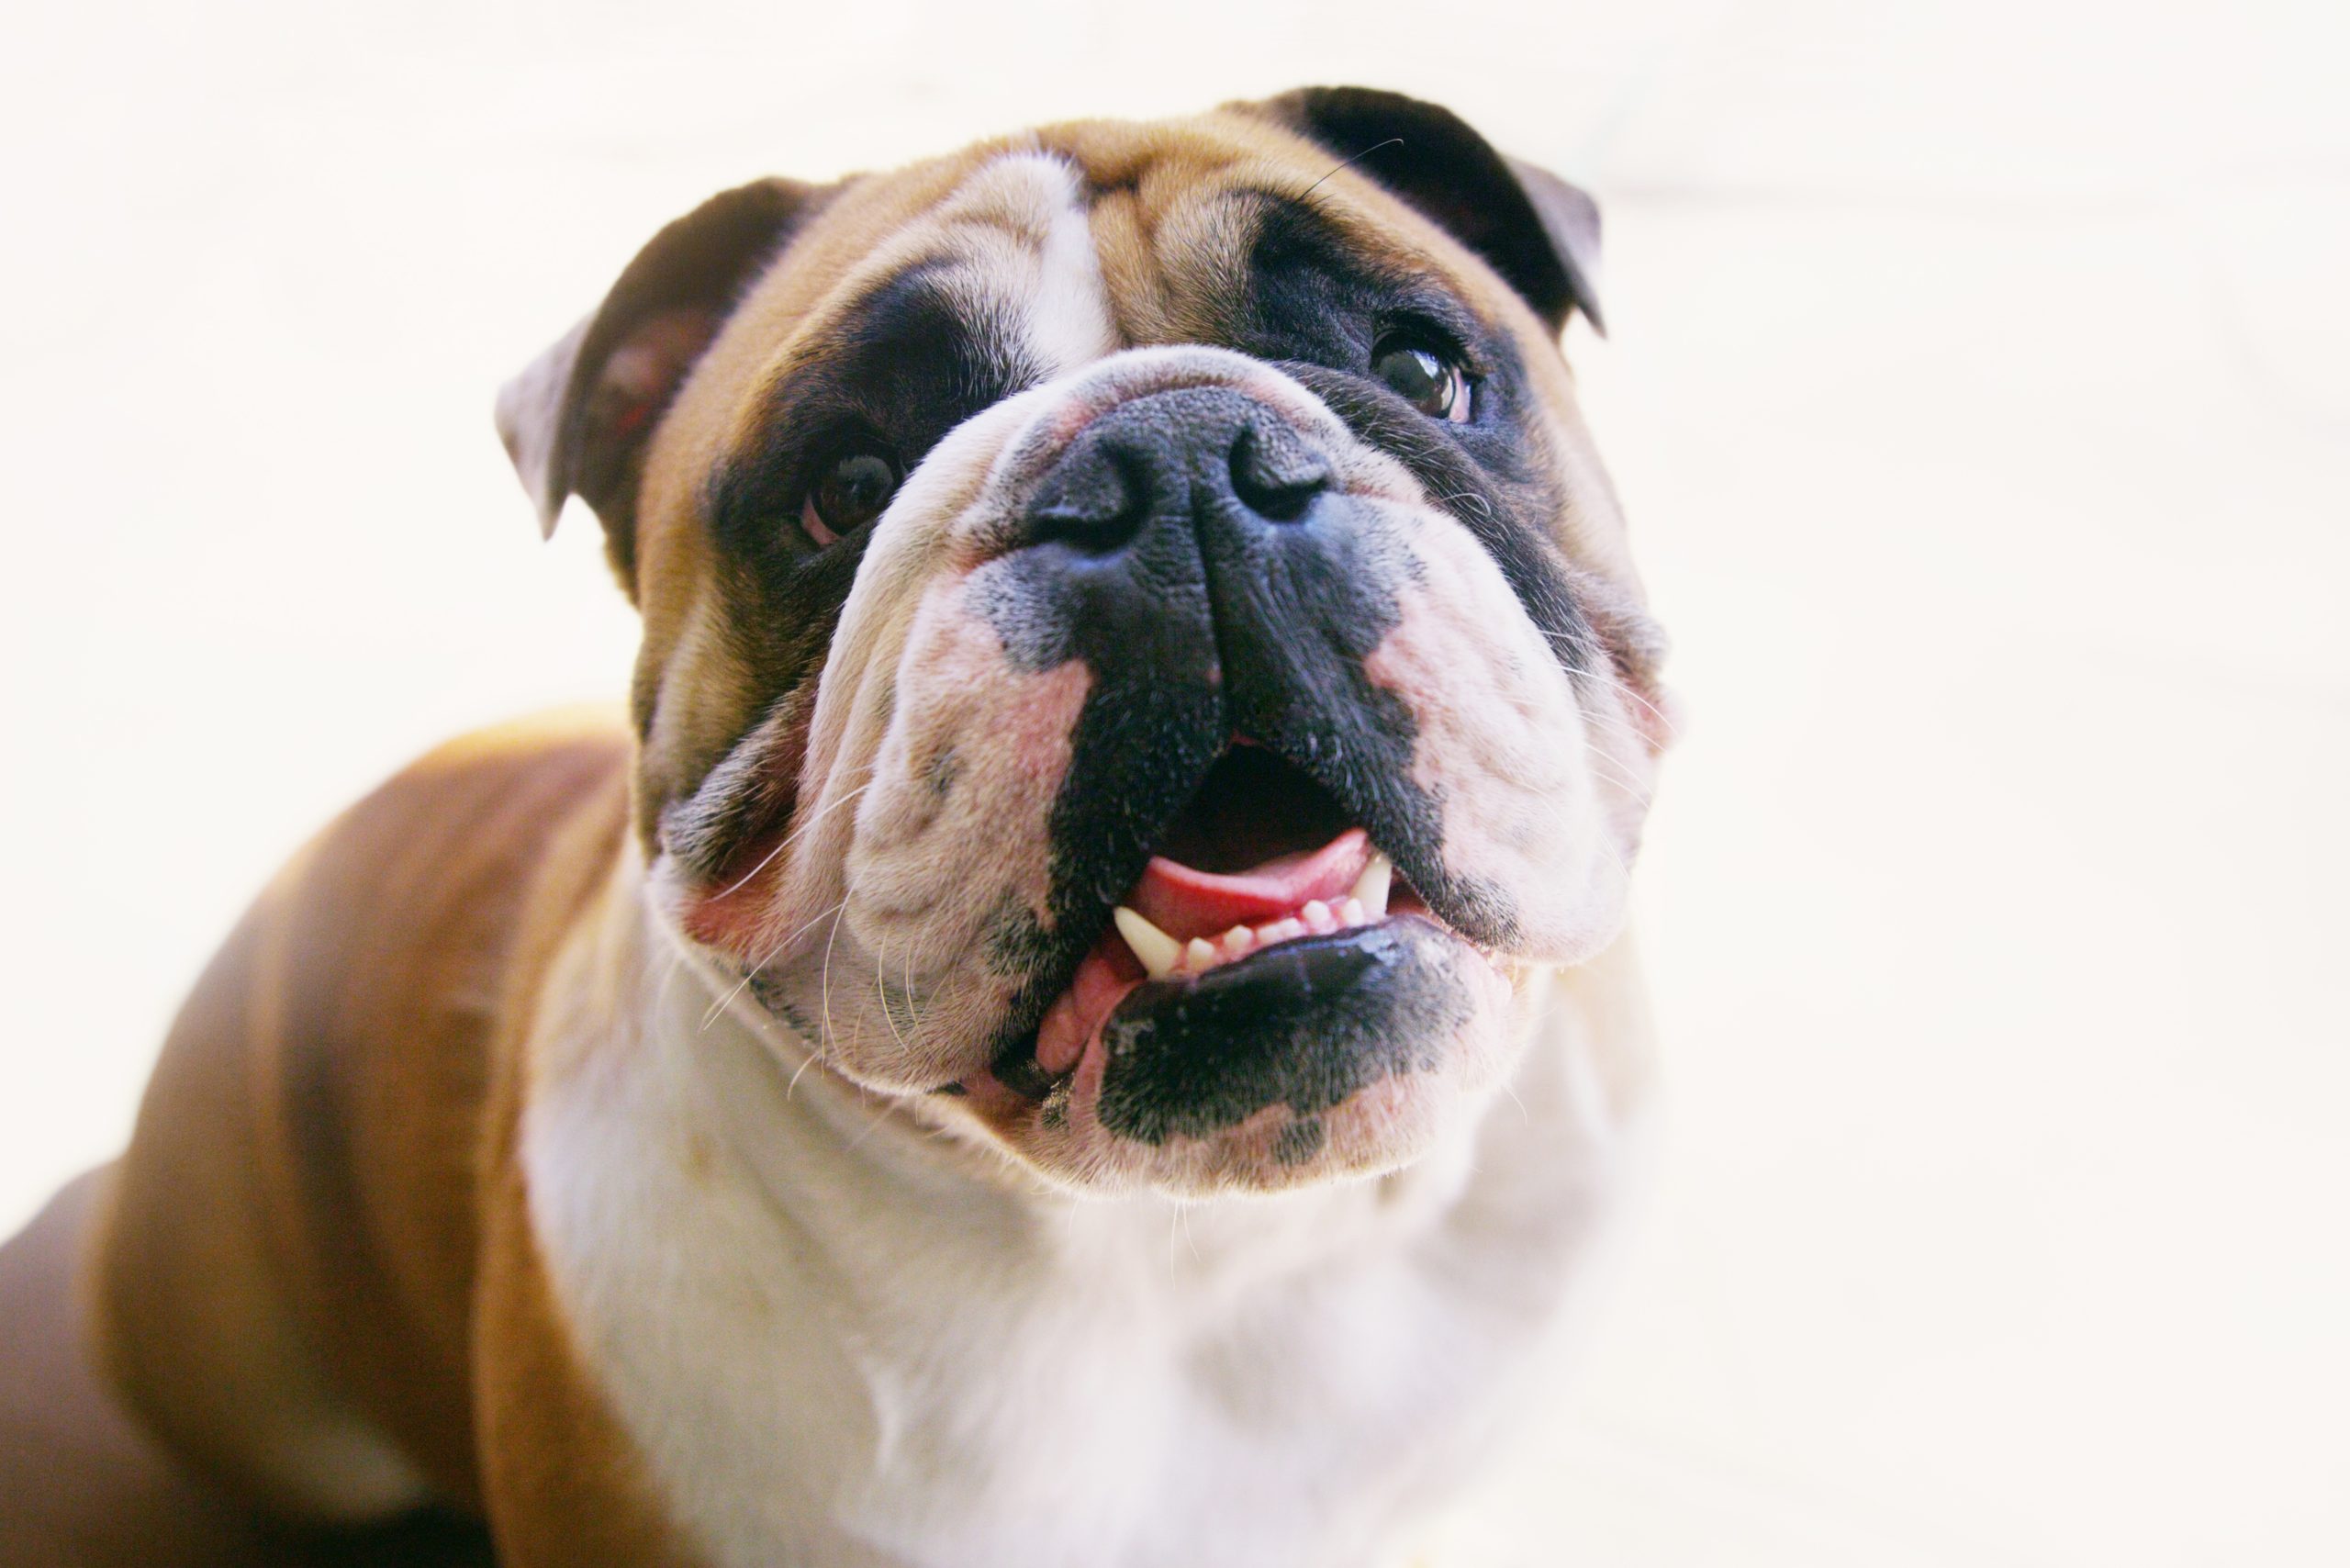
[{"x1": 85, "y1": 712, "x2": 637, "y2": 1525}]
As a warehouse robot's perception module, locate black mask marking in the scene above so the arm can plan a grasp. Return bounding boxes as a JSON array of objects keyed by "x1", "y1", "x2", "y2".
[
  {"x1": 1231, "y1": 196, "x2": 1593, "y2": 668},
  {"x1": 1095, "y1": 919, "x2": 1472, "y2": 1145},
  {"x1": 665, "y1": 264, "x2": 1045, "y2": 872},
  {"x1": 711, "y1": 261, "x2": 1043, "y2": 563},
  {"x1": 969, "y1": 382, "x2": 1520, "y2": 1081}
]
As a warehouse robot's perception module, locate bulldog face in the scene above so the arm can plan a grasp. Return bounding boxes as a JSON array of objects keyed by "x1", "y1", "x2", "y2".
[{"x1": 498, "y1": 89, "x2": 1671, "y2": 1194}]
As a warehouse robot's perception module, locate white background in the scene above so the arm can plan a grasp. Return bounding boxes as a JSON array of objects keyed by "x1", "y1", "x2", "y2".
[{"x1": 3, "y1": 1, "x2": 2344, "y2": 1562}]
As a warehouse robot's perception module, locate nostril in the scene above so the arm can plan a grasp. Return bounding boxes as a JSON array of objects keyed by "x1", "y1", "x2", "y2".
[
  {"x1": 1229, "y1": 422, "x2": 1331, "y2": 524},
  {"x1": 1029, "y1": 441, "x2": 1149, "y2": 552},
  {"x1": 1024, "y1": 390, "x2": 1332, "y2": 551}
]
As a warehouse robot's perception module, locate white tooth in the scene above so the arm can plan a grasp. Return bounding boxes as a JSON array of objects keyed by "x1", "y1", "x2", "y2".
[
  {"x1": 1302, "y1": 900, "x2": 1335, "y2": 934},
  {"x1": 1185, "y1": 936, "x2": 1219, "y2": 972},
  {"x1": 1339, "y1": 897, "x2": 1366, "y2": 926},
  {"x1": 1350, "y1": 853, "x2": 1392, "y2": 918},
  {"x1": 1265, "y1": 917, "x2": 1306, "y2": 946},
  {"x1": 1115, "y1": 907, "x2": 1181, "y2": 979},
  {"x1": 1222, "y1": 925, "x2": 1256, "y2": 958}
]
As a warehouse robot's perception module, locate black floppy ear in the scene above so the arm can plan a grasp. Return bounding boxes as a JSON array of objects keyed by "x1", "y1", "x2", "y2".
[
  {"x1": 495, "y1": 177, "x2": 832, "y2": 584},
  {"x1": 1248, "y1": 85, "x2": 1606, "y2": 338}
]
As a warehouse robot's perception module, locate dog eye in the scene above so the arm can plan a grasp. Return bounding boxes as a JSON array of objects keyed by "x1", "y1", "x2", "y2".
[
  {"x1": 1371, "y1": 336, "x2": 1472, "y2": 424},
  {"x1": 801, "y1": 441, "x2": 902, "y2": 545}
]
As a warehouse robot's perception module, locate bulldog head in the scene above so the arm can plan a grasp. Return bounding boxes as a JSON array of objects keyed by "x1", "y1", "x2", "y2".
[{"x1": 498, "y1": 88, "x2": 1672, "y2": 1195}]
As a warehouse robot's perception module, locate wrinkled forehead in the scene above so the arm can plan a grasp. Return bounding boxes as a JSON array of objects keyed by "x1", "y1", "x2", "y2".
[
  {"x1": 758, "y1": 116, "x2": 1536, "y2": 324},
  {"x1": 716, "y1": 114, "x2": 1565, "y2": 398},
  {"x1": 635, "y1": 110, "x2": 1621, "y2": 595}
]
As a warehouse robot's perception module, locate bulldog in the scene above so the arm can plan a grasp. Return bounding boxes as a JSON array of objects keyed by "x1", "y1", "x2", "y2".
[{"x1": 82, "y1": 86, "x2": 1673, "y2": 1568}]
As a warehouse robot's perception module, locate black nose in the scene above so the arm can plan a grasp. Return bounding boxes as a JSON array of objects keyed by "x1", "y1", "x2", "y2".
[
  {"x1": 977, "y1": 380, "x2": 1439, "y2": 991},
  {"x1": 1024, "y1": 387, "x2": 1332, "y2": 552}
]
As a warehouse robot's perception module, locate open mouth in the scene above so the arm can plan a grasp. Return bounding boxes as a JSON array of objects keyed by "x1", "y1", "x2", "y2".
[{"x1": 992, "y1": 745, "x2": 1435, "y2": 1099}]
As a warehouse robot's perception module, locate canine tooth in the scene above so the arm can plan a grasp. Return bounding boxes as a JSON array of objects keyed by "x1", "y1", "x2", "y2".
[
  {"x1": 1350, "y1": 853, "x2": 1392, "y2": 918},
  {"x1": 1184, "y1": 936, "x2": 1219, "y2": 972},
  {"x1": 1339, "y1": 897, "x2": 1366, "y2": 926},
  {"x1": 1222, "y1": 925, "x2": 1255, "y2": 958},
  {"x1": 1114, "y1": 907, "x2": 1181, "y2": 979},
  {"x1": 1303, "y1": 900, "x2": 1335, "y2": 934}
]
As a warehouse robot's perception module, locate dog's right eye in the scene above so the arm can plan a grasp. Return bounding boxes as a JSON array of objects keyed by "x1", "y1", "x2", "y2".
[{"x1": 802, "y1": 440, "x2": 902, "y2": 545}]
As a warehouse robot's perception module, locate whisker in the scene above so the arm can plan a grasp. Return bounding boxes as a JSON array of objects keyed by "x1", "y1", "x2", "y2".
[
  {"x1": 711, "y1": 779, "x2": 874, "y2": 902},
  {"x1": 1550, "y1": 640, "x2": 1677, "y2": 736},
  {"x1": 1299, "y1": 136, "x2": 1404, "y2": 204},
  {"x1": 701, "y1": 891, "x2": 851, "y2": 1032},
  {"x1": 843, "y1": 1095, "x2": 900, "y2": 1155},
  {"x1": 819, "y1": 894, "x2": 852, "y2": 1055},
  {"x1": 785, "y1": 1049, "x2": 821, "y2": 1101},
  {"x1": 1577, "y1": 738, "x2": 1654, "y2": 803},
  {"x1": 1429, "y1": 487, "x2": 1503, "y2": 525},
  {"x1": 876, "y1": 933, "x2": 912, "y2": 1055},
  {"x1": 902, "y1": 934, "x2": 925, "y2": 1030}
]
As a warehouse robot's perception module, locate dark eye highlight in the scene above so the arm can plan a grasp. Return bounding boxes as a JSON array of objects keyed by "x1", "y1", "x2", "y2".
[
  {"x1": 1370, "y1": 334, "x2": 1472, "y2": 424},
  {"x1": 801, "y1": 439, "x2": 902, "y2": 545}
]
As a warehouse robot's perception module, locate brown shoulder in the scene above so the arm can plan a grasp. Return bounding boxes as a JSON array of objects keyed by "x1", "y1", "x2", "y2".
[
  {"x1": 260, "y1": 710, "x2": 634, "y2": 1492},
  {"x1": 87, "y1": 710, "x2": 634, "y2": 1518}
]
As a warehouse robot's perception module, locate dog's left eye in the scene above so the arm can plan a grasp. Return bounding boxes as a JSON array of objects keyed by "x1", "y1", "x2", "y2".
[
  {"x1": 1371, "y1": 335, "x2": 1472, "y2": 424},
  {"x1": 801, "y1": 440, "x2": 902, "y2": 546}
]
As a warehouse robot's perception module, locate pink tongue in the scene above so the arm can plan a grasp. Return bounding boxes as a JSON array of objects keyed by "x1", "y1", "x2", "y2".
[
  {"x1": 1031, "y1": 827, "x2": 1373, "y2": 1079},
  {"x1": 1128, "y1": 826, "x2": 1372, "y2": 942}
]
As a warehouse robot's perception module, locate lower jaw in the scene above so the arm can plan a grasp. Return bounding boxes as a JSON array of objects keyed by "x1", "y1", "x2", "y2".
[
  {"x1": 954, "y1": 1044, "x2": 1476, "y2": 1195},
  {"x1": 977, "y1": 890, "x2": 1444, "y2": 1108},
  {"x1": 957, "y1": 912, "x2": 1508, "y2": 1173}
]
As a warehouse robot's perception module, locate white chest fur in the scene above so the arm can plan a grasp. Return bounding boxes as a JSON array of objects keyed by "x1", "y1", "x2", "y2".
[{"x1": 520, "y1": 895, "x2": 1646, "y2": 1568}]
